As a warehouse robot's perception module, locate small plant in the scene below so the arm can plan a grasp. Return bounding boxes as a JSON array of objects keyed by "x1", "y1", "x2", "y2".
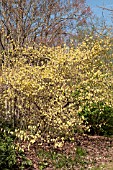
[
  {"x1": 17, "y1": 149, "x2": 33, "y2": 170},
  {"x1": 76, "y1": 146, "x2": 86, "y2": 157}
]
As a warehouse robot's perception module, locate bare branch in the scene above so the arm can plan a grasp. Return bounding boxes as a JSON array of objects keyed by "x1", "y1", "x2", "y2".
[{"x1": 97, "y1": 6, "x2": 113, "y2": 12}]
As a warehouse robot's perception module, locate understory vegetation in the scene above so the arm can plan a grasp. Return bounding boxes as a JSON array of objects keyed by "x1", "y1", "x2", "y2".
[{"x1": 0, "y1": 35, "x2": 113, "y2": 169}]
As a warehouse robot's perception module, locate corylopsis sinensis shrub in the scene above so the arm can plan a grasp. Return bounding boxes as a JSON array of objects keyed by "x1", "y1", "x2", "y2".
[{"x1": 1, "y1": 35, "x2": 113, "y2": 148}]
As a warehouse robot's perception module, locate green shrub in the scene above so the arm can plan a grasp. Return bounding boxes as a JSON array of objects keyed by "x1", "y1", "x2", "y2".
[
  {"x1": 0, "y1": 125, "x2": 33, "y2": 170},
  {"x1": 78, "y1": 102, "x2": 113, "y2": 136},
  {"x1": 0, "y1": 127, "x2": 17, "y2": 170}
]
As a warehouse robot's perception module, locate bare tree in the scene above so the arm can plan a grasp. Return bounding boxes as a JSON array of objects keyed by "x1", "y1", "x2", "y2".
[{"x1": 0, "y1": 0, "x2": 91, "y2": 49}]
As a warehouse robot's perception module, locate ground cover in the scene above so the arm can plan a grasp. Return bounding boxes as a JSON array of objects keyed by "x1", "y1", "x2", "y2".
[{"x1": 23, "y1": 134, "x2": 113, "y2": 170}]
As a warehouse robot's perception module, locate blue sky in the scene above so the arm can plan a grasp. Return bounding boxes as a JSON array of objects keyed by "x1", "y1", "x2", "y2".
[{"x1": 86, "y1": 0, "x2": 113, "y2": 25}]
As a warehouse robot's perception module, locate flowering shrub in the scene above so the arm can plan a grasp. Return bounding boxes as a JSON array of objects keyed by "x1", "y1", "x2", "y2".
[{"x1": 1, "y1": 35, "x2": 113, "y2": 148}]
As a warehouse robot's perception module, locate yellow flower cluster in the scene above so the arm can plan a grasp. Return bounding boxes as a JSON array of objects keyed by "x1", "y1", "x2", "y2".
[{"x1": 1, "y1": 35, "x2": 113, "y2": 149}]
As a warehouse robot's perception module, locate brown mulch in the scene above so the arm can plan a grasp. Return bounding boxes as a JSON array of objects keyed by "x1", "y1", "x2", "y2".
[
  {"x1": 24, "y1": 134, "x2": 113, "y2": 170},
  {"x1": 74, "y1": 135, "x2": 113, "y2": 169}
]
